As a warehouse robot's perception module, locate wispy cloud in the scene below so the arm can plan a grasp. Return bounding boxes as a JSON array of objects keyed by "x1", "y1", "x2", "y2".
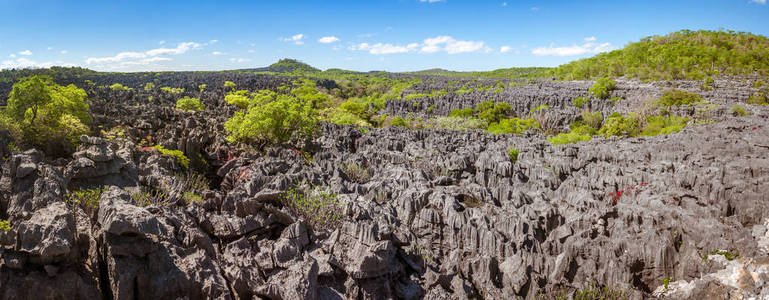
[
  {"x1": 211, "y1": 51, "x2": 226, "y2": 55},
  {"x1": 500, "y1": 46, "x2": 519, "y2": 54},
  {"x1": 351, "y1": 35, "x2": 489, "y2": 55},
  {"x1": 85, "y1": 42, "x2": 202, "y2": 65},
  {"x1": 229, "y1": 58, "x2": 252, "y2": 63},
  {"x1": 750, "y1": 0, "x2": 766, "y2": 4},
  {"x1": 420, "y1": 0, "x2": 445, "y2": 3},
  {"x1": 318, "y1": 36, "x2": 340, "y2": 44},
  {"x1": 60, "y1": 50, "x2": 68, "y2": 54},
  {"x1": 1, "y1": 57, "x2": 53, "y2": 69},
  {"x1": 281, "y1": 34, "x2": 305, "y2": 45},
  {"x1": 532, "y1": 37, "x2": 613, "y2": 56},
  {"x1": 19, "y1": 50, "x2": 32, "y2": 56}
]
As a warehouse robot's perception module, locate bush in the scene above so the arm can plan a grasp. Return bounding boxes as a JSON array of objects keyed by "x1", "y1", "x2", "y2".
[
  {"x1": 0, "y1": 76, "x2": 91, "y2": 153},
  {"x1": 425, "y1": 116, "x2": 487, "y2": 131},
  {"x1": 449, "y1": 108, "x2": 476, "y2": 118},
  {"x1": 224, "y1": 81, "x2": 236, "y2": 90},
  {"x1": 530, "y1": 104, "x2": 550, "y2": 113},
  {"x1": 65, "y1": 187, "x2": 105, "y2": 215},
  {"x1": 548, "y1": 131, "x2": 592, "y2": 145},
  {"x1": 0, "y1": 219, "x2": 10, "y2": 232},
  {"x1": 110, "y1": 83, "x2": 132, "y2": 91},
  {"x1": 283, "y1": 184, "x2": 346, "y2": 231},
  {"x1": 748, "y1": 91, "x2": 769, "y2": 105},
  {"x1": 291, "y1": 80, "x2": 329, "y2": 108},
  {"x1": 198, "y1": 84, "x2": 207, "y2": 93},
  {"x1": 641, "y1": 115, "x2": 689, "y2": 136},
  {"x1": 150, "y1": 145, "x2": 190, "y2": 169},
  {"x1": 476, "y1": 101, "x2": 513, "y2": 124},
  {"x1": 144, "y1": 82, "x2": 155, "y2": 91},
  {"x1": 508, "y1": 148, "x2": 520, "y2": 164},
  {"x1": 390, "y1": 116, "x2": 408, "y2": 127},
  {"x1": 160, "y1": 87, "x2": 184, "y2": 94},
  {"x1": 588, "y1": 77, "x2": 616, "y2": 99},
  {"x1": 572, "y1": 96, "x2": 588, "y2": 108},
  {"x1": 340, "y1": 163, "x2": 371, "y2": 183},
  {"x1": 702, "y1": 76, "x2": 715, "y2": 90},
  {"x1": 176, "y1": 96, "x2": 205, "y2": 112},
  {"x1": 581, "y1": 111, "x2": 604, "y2": 129},
  {"x1": 224, "y1": 94, "x2": 318, "y2": 145},
  {"x1": 657, "y1": 89, "x2": 703, "y2": 107},
  {"x1": 730, "y1": 104, "x2": 750, "y2": 116},
  {"x1": 610, "y1": 97, "x2": 623, "y2": 104},
  {"x1": 599, "y1": 113, "x2": 640, "y2": 138},
  {"x1": 487, "y1": 118, "x2": 540, "y2": 135}
]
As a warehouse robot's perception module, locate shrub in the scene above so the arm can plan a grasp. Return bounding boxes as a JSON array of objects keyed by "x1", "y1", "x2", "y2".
[
  {"x1": 291, "y1": 80, "x2": 329, "y2": 108},
  {"x1": 144, "y1": 82, "x2": 155, "y2": 91},
  {"x1": 283, "y1": 184, "x2": 346, "y2": 231},
  {"x1": 530, "y1": 104, "x2": 550, "y2": 113},
  {"x1": 581, "y1": 111, "x2": 604, "y2": 129},
  {"x1": 224, "y1": 94, "x2": 318, "y2": 145},
  {"x1": 176, "y1": 96, "x2": 205, "y2": 112},
  {"x1": 0, "y1": 219, "x2": 10, "y2": 232},
  {"x1": 160, "y1": 87, "x2": 184, "y2": 94},
  {"x1": 709, "y1": 250, "x2": 739, "y2": 261},
  {"x1": 702, "y1": 76, "x2": 715, "y2": 90},
  {"x1": 324, "y1": 109, "x2": 368, "y2": 127},
  {"x1": 599, "y1": 113, "x2": 640, "y2": 138},
  {"x1": 65, "y1": 187, "x2": 105, "y2": 215},
  {"x1": 110, "y1": 83, "x2": 132, "y2": 91},
  {"x1": 198, "y1": 84, "x2": 207, "y2": 93},
  {"x1": 0, "y1": 76, "x2": 91, "y2": 153},
  {"x1": 747, "y1": 90, "x2": 769, "y2": 105},
  {"x1": 730, "y1": 104, "x2": 750, "y2": 116},
  {"x1": 425, "y1": 116, "x2": 486, "y2": 131},
  {"x1": 610, "y1": 97, "x2": 623, "y2": 104},
  {"x1": 476, "y1": 101, "x2": 513, "y2": 124},
  {"x1": 427, "y1": 104, "x2": 437, "y2": 113},
  {"x1": 225, "y1": 90, "x2": 252, "y2": 109},
  {"x1": 589, "y1": 77, "x2": 616, "y2": 99},
  {"x1": 340, "y1": 163, "x2": 371, "y2": 183},
  {"x1": 572, "y1": 96, "x2": 588, "y2": 108},
  {"x1": 150, "y1": 145, "x2": 190, "y2": 169},
  {"x1": 548, "y1": 131, "x2": 592, "y2": 145},
  {"x1": 508, "y1": 148, "x2": 520, "y2": 164},
  {"x1": 174, "y1": 172, "x2": 209, "y2": 205},
  {"x1": 657, "y1": 89, "x2": 703, "y2": 107},
  {"x1": 449, "y1": 108, "x2": 476, "y2": 118},
  {"x1": 487, "y1": 118, "x2": 540, "y2": 135},
  {"x1": 641, "y1": 115, "x2": 689, "y2": 136},
  {"x1": 390, "y1": 116, "x2": 408, "y2": 127},
  {"x1": 131, "y1": 188, "x2": 170, "y2": 207},
  {"x1": 224, "y1": 81, "x2": 236, "y2": 90}
]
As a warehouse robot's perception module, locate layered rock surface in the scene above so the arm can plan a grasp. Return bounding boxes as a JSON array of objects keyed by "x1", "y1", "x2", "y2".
[{"x1": 0, "y1": 76, "x2": 768, "y2": 299}]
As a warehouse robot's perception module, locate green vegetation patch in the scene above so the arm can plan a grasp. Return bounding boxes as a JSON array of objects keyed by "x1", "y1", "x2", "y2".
[
  {"x1": 572, "y1": 96, "x2": 588, "y2": 108},
  {"x1": 588, "y1": 77, "x2": 616, "y2": 99},
  {"x1": 640, "y1": 115, "x2": 690, "y2": 136},
  {"x1": 0, "y1": 219, "x2": 10, "y2": 232},
  {"x1": 110, "y1": 83, "x2": 133, "y2": 91},
  {"x1": 657, "y1": 89, "x2": 703, "y2": 107},
  {"x1": 283, "y1": 184, "x2": 346, "y2": 231},
  {"x1": 160, "y1": 86, "x2": 184, "y2": 94},
  {"x1": 176, "y1": 96, "x2": 205, "y2": 112},
  {"x1": 224, "y1": 94, "x2": 318, "y2": 145},
  {"x1": 151, "y1": 145, "x2": 190, "y2": 169}
]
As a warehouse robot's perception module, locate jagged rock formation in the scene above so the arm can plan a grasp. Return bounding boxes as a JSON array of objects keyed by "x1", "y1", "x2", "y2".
[{"x1": 1, "y1": 75, "x2": 768, "y2": 299}]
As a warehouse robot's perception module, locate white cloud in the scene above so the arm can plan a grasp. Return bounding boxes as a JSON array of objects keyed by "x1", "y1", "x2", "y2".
[
  {"x1": 500, "y1": 46, "x2": 512, "y2": 53},
  {"x1": 532, "y1": 38, "x2": 614, "y2": 56},
  {"x1": 9, "y1": 54, "x2": 15, "y2": 58},
  {"x1": 750, "y1": 0, "x2": 766, "y2": 4},
  {"x1": 47, "y1": 46, "x2": 53, "y2": 51},
  {"x1": 248, "y1": 49, "x2": 256, "y2": 53},
  {"x1": 318, "y1": 36, "x2": 340, "y2": 44},
  {"x1": 60, "y1": 50, "x2": 68, "y2": 54},
  {"x1": 351, "y1": 35, "x2": 489, "y2": 55},
  {"x1": 159, "y1": 40, "x2": 166, "y2": 45},
  {"x1": 282, "y1": 34, "x2": 305, "y2": 45},
  {"x1": 145, "y1": 42, "x2": 201, "y2": 56},
  {"x1": 1, "y1": 58, "x2": 54, "y2": 69},
  {"x1": 212, "y1": 51, "x2": 226, "y2": 55},
  {"x1": 420, "y1": 0, "x2": 445, "y2": 3},
  {"x1": 85, "y1": 41, "x2": 203, "y2": 66},
  {"x1": 19, "y1": 50, "x2": 32, "y2": 56},
  {"x1": 229, "y1": 58, "x2": 252, "y2": 63},
  {"x1": 209, "y1": 39, "x2": 219, "y2": 44}
]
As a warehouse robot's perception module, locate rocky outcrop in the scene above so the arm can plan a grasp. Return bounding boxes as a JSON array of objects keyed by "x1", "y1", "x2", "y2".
[{"x1": 1, "y1": 75, "x2": 768, "y2": 299}]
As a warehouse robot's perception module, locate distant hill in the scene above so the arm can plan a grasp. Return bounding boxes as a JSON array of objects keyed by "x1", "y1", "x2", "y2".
[
  {"x1": 409, "y1": 67, "x2": 552, "y2": 80},
  {"x1": 552, "y1": 29, "x2": 769, "y2": 81}
]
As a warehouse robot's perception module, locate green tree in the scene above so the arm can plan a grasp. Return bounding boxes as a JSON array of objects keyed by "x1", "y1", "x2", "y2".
[
  {"x1": 224, "y1": 94, "x2": 318, "y2": 145},
  {"x1": 224, "y1": 81, "x2": 236, "y2": 90},
  {"x1": 176, "y1": 96, "x2": 205, "y2": 112},
  {"x1": 0, "y1": 76, "x2": 91, "y2": 153}
]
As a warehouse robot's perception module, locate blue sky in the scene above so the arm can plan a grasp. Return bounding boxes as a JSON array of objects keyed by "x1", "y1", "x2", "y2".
[{"x1": 1, "y1": 0, "x2": 767, "y2": 72}]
